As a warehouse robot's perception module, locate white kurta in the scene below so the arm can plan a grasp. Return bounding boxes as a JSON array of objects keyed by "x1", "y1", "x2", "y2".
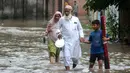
[{"x1": 58, "y1": 16, "x2": 84, "y2": 66}]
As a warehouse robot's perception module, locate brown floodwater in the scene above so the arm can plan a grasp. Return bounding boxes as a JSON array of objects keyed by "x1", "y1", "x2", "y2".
[{"x1": 0, "y1": 27, "x2": 130, "y2": 73}]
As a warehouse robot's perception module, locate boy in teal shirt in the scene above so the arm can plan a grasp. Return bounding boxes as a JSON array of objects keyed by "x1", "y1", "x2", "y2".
[{"x1": 84, "y1": 20, "x2": 110, "y2": 72}]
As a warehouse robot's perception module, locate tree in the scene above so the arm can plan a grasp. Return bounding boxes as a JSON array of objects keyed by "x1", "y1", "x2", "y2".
[
  {"x1": 106, "y1": 8, "x2": 119, "y2": 40},
  {"x1": 83, "y1": 0, "x2": 124, "y2": 11},
  {"x1": 84, "y1": 0, "x2": 130, "y2": 44}
]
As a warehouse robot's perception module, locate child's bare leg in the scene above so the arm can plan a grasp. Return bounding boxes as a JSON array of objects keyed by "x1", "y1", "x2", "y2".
[
  {"x1": 89, "y1": 54, "x2": 96, "y2": 72},
  {"x1": 98, "y1": 60, "x2": 103, "y2": 69},
  {"x1": 89, "y1": 62, "x2": 95, "y2": 72},
  {"x1": 97, "y1": 60, "x2": 103, "y2": 73}
]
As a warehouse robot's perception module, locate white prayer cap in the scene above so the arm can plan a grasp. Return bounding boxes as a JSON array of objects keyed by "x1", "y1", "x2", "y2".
[{"x1": 65, "y1": 5, "x2": 72, "y2": 10}]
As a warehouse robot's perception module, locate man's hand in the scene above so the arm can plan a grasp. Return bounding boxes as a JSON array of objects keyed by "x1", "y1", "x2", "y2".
[{"x1": 80, "y1": 37, "x2": 84, "y2": 42}]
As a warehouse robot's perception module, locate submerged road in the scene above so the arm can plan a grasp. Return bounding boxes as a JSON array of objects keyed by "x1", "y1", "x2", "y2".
[{"x1": 0, "y1": 27, "x2": 130, "y2": 73}]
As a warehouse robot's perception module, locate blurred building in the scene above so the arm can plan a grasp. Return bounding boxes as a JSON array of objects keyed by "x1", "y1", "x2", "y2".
[
  {"x1": 68, "y1": 0, "x2": 86, "y2": 16},
  {"x1": 50, "y1": 0, "x2": 87, "y2": 16},
  {"x1": 0, "y1": 0, "x2": 88, "y2": 26}
]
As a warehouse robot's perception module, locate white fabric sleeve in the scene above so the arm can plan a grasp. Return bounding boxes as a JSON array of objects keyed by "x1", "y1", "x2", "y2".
[
  {"x1": 58, "y1": 18, "x2": 62, "y2": 30},
  {"x1": 77, "y1": 18, "x2": 84, "y2": 38},
  {"x1": 56, "y1": 18, "x2": 62, "y2": 37}
]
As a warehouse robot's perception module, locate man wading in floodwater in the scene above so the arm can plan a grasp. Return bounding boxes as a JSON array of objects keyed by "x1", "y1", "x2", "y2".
[{"x1": 58, "y1": 5, "x2": 84, "y2": 70}]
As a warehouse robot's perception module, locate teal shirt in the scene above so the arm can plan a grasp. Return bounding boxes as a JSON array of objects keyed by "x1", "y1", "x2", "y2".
[{"x1": 89, "y1": 30, "x2": 104, "y2": 54}]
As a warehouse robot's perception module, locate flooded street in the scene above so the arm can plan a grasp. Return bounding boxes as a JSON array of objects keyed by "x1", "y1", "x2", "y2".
[{"x1": 0, "y1": 26, "x2": 130, "y2": 73}]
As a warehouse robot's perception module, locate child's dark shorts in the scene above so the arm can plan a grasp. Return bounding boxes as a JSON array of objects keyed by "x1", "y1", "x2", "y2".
[{"x1": 89, "y1": 53, "x2": 104, "y2": 63}]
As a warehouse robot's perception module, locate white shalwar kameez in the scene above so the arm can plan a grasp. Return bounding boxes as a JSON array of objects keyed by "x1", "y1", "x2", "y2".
[{"x1": 58, "y1": 16, "x2": 84, "y2": 66}]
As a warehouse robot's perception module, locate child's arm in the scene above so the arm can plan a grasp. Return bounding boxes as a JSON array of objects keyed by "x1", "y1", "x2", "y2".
[
  {"x1": 84, "y1": 32, "x2": 92, "y2": 44},
  {"x1": 103, "y1": 37, "x2": 110, "y2": 41}
]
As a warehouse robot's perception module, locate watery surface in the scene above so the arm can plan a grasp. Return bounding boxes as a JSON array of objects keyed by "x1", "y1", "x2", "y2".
[{"x1": 0, "y1": 26, "x2": 130, "y2": 73}]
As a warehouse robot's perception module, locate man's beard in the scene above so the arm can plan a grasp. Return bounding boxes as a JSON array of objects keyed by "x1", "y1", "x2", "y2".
[{"x1": 64, "y1": 14, "x2": 72, "y2": 20}]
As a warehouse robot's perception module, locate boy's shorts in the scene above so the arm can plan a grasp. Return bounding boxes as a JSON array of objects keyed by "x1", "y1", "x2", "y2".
[{"x1": 89, "y1": 53, "x2": 104, "y2": 63}]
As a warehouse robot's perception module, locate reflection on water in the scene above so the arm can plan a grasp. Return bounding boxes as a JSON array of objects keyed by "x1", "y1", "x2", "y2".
[{"x1": 0, "y1": 27, "x2": 129, "y2": 73}]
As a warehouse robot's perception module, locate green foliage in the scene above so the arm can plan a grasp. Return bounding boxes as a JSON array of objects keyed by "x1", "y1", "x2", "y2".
[
  {"x1": 83, "y1": 0, "x2": 124, "y2": 11},
  {"x1": 81, "y1": 23, "x2": 92, "y2": 29},
  {"x1": 106, "y1": 9, "x2": 119, "y2": 40}
]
